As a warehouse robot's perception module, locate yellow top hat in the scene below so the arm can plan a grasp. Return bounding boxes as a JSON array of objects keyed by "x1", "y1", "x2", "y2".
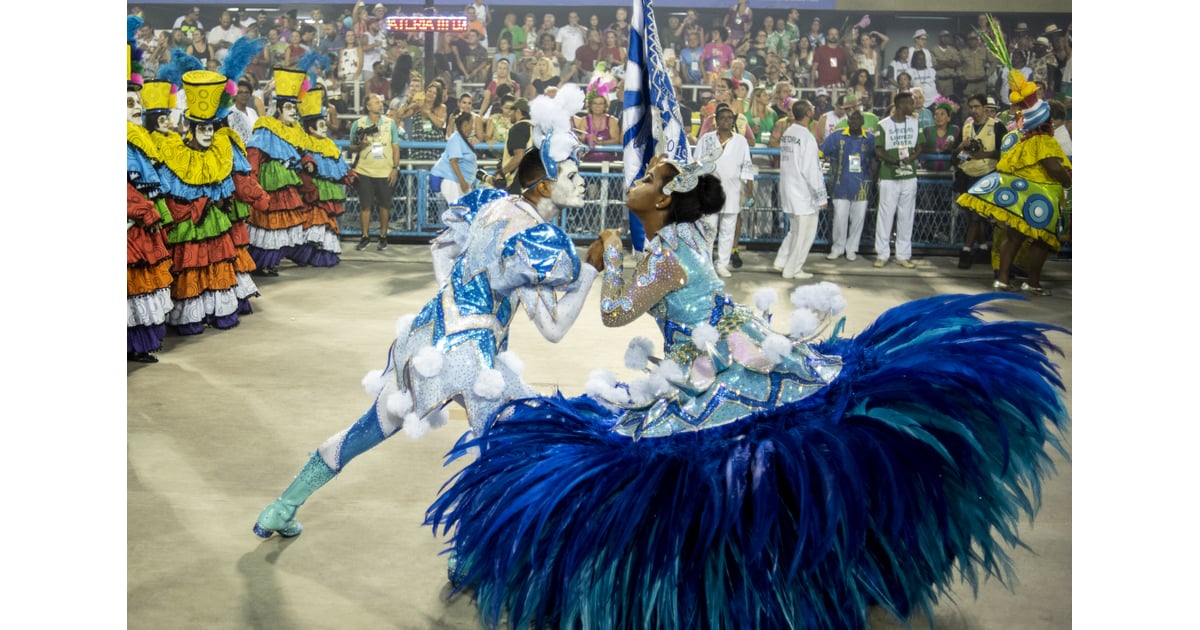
[
  {"x1": 273, "y1": 67, "x2": 308, "y2": 101},
  {"x1": 182, "y1": 70, "x2": 230, "y2": 122},
  {"x1": 141, "y1": 80, "x2": 176, "y2": 112},
  {"x1": 298, "y1": 85, "x2": 326, "y2": 119}
]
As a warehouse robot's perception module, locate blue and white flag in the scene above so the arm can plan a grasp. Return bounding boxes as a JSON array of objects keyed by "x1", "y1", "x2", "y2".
[{"x1": 622, "y1": 0, "x2": 691, "y2": 250}]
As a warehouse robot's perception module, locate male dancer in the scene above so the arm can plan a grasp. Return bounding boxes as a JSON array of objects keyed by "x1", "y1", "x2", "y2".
[{"x1": 254, "y1": 95, "x2": 597, "y2": 538}]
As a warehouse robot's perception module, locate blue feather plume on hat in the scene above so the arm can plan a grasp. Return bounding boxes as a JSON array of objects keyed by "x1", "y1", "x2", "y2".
[
  {"x1": 298, "y1": 50, "x2": 329, "y2": 87},
  {"x1": 156, "y1": 49, "x2": 204, "y2": 87},
  {"x1": 219, "y1": 36, "x2": 266, "y2": 85}
]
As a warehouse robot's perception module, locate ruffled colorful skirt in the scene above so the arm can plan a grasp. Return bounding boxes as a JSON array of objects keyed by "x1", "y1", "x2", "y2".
[
  {"x1": 248, "y1": 160, "x2": 308, "y2": 270},
  {"x1": 427, "y1": 294, "x2": 1070, "y2": 630},
  {"x1": 290, "y1": 178, "x2": 346, "y2": 268},
  {"x1": 164, "y1": 198, "x2": 242, "y2": 335}
]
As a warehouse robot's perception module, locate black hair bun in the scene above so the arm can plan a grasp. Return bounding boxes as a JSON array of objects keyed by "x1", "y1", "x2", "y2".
[{"x1": 696, "y1": 173, "x2": 725, "y2": 216}]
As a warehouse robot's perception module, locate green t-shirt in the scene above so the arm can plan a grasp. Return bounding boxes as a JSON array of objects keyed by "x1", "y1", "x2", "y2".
[
  {"x1": 502, "y1": 26, "x2": 527, "y2": 51},
  {"x1": 875, "y1": 116, "x2": 920, "y2": 180},
  {"x1": 834, "y1": 111, "x2": 881, "y2": 135}
]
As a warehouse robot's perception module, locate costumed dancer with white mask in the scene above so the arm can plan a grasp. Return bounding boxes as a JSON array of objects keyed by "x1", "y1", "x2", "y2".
[
  {"x1": 126, "y1": 15, "x2": 174, "y2": 363},
  {"x1": 253, "y1": 84, "x2": 601, "y2": 540}
]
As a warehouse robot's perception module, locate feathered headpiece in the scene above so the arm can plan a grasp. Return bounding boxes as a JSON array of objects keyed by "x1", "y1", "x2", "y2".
[
  {"x1": 157, "y1": 48, "x2": 205, "y2": 88},
  {"x1": 127, "y1": 15, "x2": 145, "y2": 90},
  {"x1": 528, "y1": 83, "x2": 588, "y2": 184},
  {"x1": 976, "y1": 14, "x2": 1049, "y2": 132},
  {"x1": 219, "y1": 37, "x2": 266, "y2": 86},
  {"x1": 297, "y1": 50, "x2": 330, "y2": 88},
  {"x1": 213, "y1": 37, "x2": 267, "y2": 120},
  {"x1": 931, "y1": 95, "x2": 958, "y2": 116},
  {"x1": 662, "y1": 140, "x2": 722, "y2": 194}
]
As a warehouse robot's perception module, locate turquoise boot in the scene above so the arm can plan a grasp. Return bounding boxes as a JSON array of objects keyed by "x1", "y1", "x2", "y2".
[{"x1": 253, "y1": 453, "x2": 336, "y2": 539}]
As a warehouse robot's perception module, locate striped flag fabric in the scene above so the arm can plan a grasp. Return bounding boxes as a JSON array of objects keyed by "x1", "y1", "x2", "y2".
[{"x1": 622, "y1": 0, "x2": 691, "y2": 250}]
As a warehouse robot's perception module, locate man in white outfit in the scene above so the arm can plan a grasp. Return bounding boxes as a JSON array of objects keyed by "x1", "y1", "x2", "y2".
[
  {"x1": 873, "y1": 91, "x2": 921, "y2": 268},
  {"x1": 697, "y1": 104, "x2": 755, "y2": 277},
  {"x1": 777, "y1": 99, "x2": 828, "y2": 280}
]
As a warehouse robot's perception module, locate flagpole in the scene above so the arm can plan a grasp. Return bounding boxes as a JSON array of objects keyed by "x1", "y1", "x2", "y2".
[{"x1": 621, "y1": 0, "x2": 690, "y2": 252}]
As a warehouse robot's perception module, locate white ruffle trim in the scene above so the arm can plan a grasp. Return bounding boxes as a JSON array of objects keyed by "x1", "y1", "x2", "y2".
[
  {"x1": 167, "y1": 289, "x2": 239, "y2": 326},
  {"x1": 248, "y1": 224, "x2": 306, "y2": 250},
  {"x1": 127, "y1": 288, "x2": 173, "y2": 327},
  {"x1": 233, "y1": 272, "x2": 259, "y2": 300},
  {"x1": 301, "y1": 226, "x2": 342, "y2": 253}
]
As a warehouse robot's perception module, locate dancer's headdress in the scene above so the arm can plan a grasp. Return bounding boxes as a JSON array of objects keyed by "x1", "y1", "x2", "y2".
[
  {"x1": 662, "y1": 139, "x2": 722, "y2": 194},
  {"x1": 141, "y1": 79, "x2": 176, "y2": 115},
  {"x1": 527, "y1": 83, "x2": 588, "y2": 185},
  {"x1": 976, "y1": 14, "x2": 1049, "y2": 132},
  {"x1": 181, "y1": 70, "x2": 233, "y2": 124},
  {"x1": 298, "y1": 85, "x2": 327, "y2": 121},
  {"x1": 272, "y1": 67, "x2": 310, "y2": 104}
]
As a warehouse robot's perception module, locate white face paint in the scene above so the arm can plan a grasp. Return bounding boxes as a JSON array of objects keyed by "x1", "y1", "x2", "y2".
[
  {"x1": 194, "y1": 123, "x2": 215, "y2": 148},
  {"x1": 127, "y1": 90, "x2": 143, "y2": 124},
  {"x1": 280, "y1": 101, "x2": 297, "y2": 124},
  {"x1": 548, "y1": 160, "x2": 585, "y2": 211},
  {"x1": 154, "y1": 113, "x2": 171, "y2": 134},
  {"x1": 312, "y1": 118, "x2": 328, "y2": 139}
]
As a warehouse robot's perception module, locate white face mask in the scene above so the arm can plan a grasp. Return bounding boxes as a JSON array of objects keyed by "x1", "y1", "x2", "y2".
[
  {"x1": 280, "y1": 101, "x2": 297, "y2": 124},
  {"x1": 154, "y1": 113, "x2": 171, "y2": 134},
  {"x1": 127, "y1": 90, "x2": 143, "y2": 124},
  {"x1": 548, "y1": 160, "x2": 585, "y2": 211},
  {"x1": 313, "y1": 119, "x2": 328, "y2": 138},
  {"x1": 194, "y1": 123, "x2": 215, "y2": 148}
]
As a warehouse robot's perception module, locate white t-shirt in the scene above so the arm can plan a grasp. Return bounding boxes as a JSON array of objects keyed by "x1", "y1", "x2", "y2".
[
  {"x1": 556, "y1": 25, "x2": 587, "y2": 62},
  {"x1": 698, "y1": 131, "x2": 754, "y2": 215},
  {"x1": 778, "y1": 122, "x2": 827, "y2": 215}
]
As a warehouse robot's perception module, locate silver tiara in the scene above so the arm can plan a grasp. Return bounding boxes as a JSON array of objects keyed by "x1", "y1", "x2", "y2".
[{"x1": 663, "y1": 140, "x2": 723, "y2": 194}]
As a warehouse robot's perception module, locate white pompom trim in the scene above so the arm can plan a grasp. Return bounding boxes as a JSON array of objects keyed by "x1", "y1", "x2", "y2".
[
  {"x1": 473, "y1": 368, "x2": 507, "y2": 400},
  {"x1": 413, "y1": 346, "x2": 444, "y2": 377},
  {"x1": 361, "y1": 369, "x2": 385, "y2": 397}
]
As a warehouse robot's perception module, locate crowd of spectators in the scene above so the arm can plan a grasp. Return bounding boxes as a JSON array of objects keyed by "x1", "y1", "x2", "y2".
[{"x1": 130, "y1": 4, "x2": 1071, "y2": 153}]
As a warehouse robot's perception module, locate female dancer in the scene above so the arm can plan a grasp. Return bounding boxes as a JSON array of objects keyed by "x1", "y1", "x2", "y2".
[{"x1": 428, "y1": 150, "x2": 1071, "y2": 629}]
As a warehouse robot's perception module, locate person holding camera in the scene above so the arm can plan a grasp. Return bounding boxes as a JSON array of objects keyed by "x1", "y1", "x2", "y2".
[
  {"x1": 348, "y1": 92, "x2": 401, "y2": 251},
  {"x1": 952, "y1": 93, "x2": 1005, "y2": 269}
]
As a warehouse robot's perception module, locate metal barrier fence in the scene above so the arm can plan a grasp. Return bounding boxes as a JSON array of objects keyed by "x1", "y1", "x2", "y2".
[{"x1": 337, "y1": 141, "x2": 1065, "y2": 255}]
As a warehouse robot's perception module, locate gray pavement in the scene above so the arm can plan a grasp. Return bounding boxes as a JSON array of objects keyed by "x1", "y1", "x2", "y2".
[{"x1": 128, "y1": 239, "x2": 1071, "y2": 629}]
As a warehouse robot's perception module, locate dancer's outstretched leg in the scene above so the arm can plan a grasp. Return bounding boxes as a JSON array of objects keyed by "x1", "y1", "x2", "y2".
[{"x1": 253, "y1": 404, "x2": 402, "y2": 538}]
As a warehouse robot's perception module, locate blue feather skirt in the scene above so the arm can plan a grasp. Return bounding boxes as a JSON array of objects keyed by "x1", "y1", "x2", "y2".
[{"x1": 425, "y1": 294, "x2": 1070, "y2": 629}]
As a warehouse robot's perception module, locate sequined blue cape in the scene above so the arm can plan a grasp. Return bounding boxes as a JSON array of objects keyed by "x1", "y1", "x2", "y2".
[{"x1": 426, "y1": 289, "x2": 1070, "y2": 629}]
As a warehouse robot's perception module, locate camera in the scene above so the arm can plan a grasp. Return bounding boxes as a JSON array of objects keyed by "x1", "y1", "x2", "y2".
[
  {"x1": 958, "y1": 138, "x2": 983, "y2": 162},
  {"x1": 354, "y1": 123, "x2": 379, "y2": 143}
]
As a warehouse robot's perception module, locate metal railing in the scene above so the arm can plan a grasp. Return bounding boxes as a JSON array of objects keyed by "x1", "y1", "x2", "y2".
[{"x1": 334, "y1": 140, "x2": 1067, "y2": 255}]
